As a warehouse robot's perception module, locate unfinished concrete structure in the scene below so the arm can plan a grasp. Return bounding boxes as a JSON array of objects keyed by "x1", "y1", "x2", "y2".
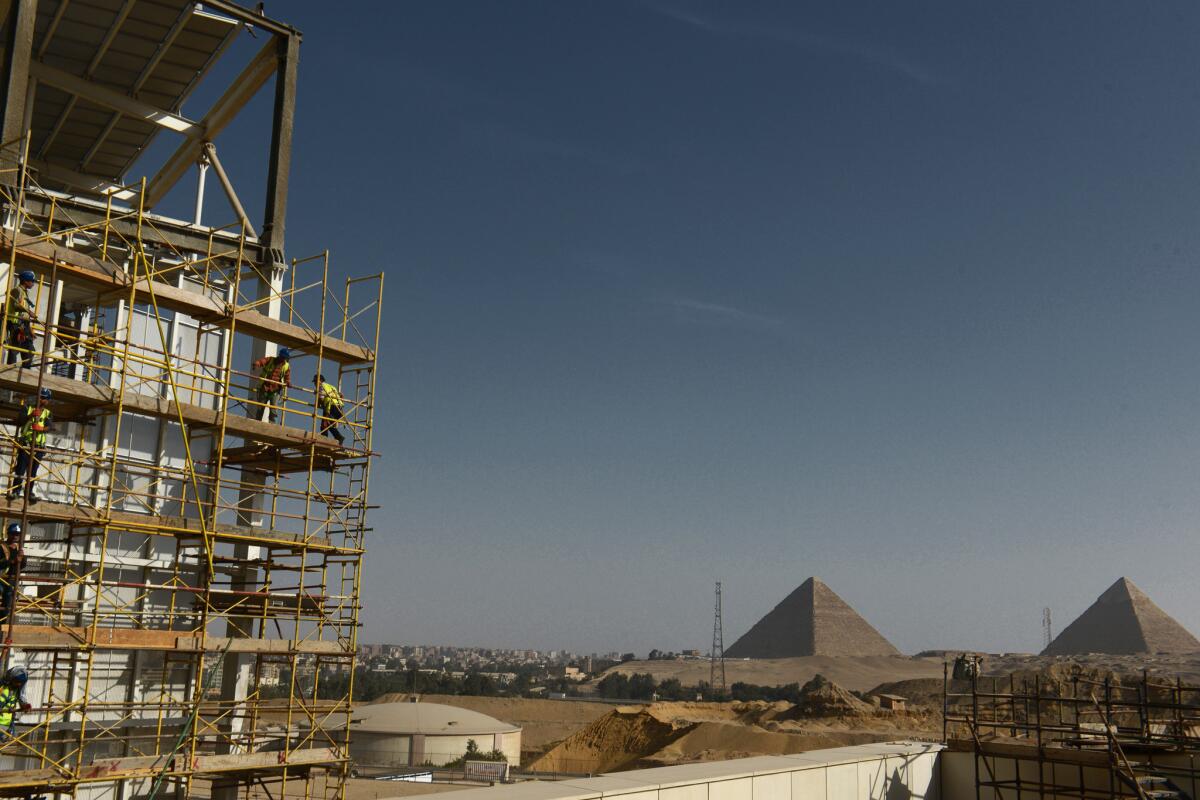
[
  {"x1": 0, "y1": 2, "x2": 382, "y2": 799},
  {"x1": 1043, "y1": 577, "x2": 1200, "y2": 656},
  {"x1": 726, "y1": 578, "x2": 899, "y2": 659},
  {"x1": 944, "y1": 666, "x2": 1200, "y2": 800}
]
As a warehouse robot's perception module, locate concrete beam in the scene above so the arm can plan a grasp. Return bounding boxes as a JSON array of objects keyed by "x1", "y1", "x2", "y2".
[
  {"x1": 203, "y1": 142, "x2": 257, "y2": 238},
  {"x1": 0, "y1": 0, "x2": 36, "y2": 152},
  {"x1": 29, "y1": 159, "x2": 137, "y2": 200},
  {"x1": 18, "y1": 193, "x2": 264, "y2": 261},
  {"x1": 28, "y1": 60, "x2": 204, "y2": 137},
  {"x1": 199, "y1": 0, "x2": 298, "y2": 39},
  {"x1": 261, "y1": 32, "x2": 299, "y2": 261}
]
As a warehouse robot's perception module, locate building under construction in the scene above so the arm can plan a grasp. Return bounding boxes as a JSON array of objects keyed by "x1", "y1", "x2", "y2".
[{"x1": 0, "y1": 1, "x2": 381, "y2": 799}]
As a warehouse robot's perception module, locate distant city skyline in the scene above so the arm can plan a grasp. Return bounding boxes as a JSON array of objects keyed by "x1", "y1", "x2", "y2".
[{"x1": 205, "y1": 2, "x2": 1200, "y2": 655}]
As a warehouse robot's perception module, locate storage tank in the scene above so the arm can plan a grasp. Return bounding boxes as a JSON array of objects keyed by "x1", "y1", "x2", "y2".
[{"x1": 347, "y1": 701, "x2": 522, "y2": 768}]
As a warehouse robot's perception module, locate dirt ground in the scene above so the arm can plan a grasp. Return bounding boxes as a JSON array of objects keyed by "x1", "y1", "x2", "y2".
[
  {"x1": 601, "y1": 655, "x2": 945, "y2": 692},
  {"x1": 343, "y1": 654, "x2": 1200, "y2": 782},
  {"x1": 526, "y1": 697, "x2": 941, "y2": 774}
]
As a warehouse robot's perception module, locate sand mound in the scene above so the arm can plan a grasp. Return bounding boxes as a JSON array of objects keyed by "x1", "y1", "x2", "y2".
[
  {"x1": 646, "y1": 721, "x2": 845, "y2": 763},
  {"x1": 527, "y1": 696, "x2": 925, "y2": 773},
  {"x1": 788, "y1": 674, "x2": 874, "y2": 717},
  {"x1": 527, "y1": 705, "x2": 687, "y2": 773}
]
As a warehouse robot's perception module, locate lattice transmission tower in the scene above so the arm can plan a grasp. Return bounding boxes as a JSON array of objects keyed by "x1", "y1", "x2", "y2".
[
  {"x1": 1043, "y1": 607, "x2": 1053, "y2": 649},
  {"x1": 711, "y1": 580, "x2": 727, "y2": 697}
]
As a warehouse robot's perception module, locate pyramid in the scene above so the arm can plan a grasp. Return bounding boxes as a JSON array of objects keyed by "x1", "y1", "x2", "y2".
[
  {"x1": 1042, "y1": 577, "x2": 1200, "y2": 656},
  {"x1": 724, "y1": 577, "x2": 900, "y2": 658}
]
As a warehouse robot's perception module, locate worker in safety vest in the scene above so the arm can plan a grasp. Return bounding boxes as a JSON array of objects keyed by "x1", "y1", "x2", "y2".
[
  {"x1": 0, "y1": 524, "x2": 22, "y2": 623},
  {"x1": 250, "y1": 348, "x2": 292, "y2": 423},
  {"x1": 313, "y1": 374, "x2": 345, "y2": 444},
  {"x1": 5, "y1": 270, "x2": 37, "y2": 368},
  {"x1": 0, "y1": 666, "x2": 31, "y2": 741},
  {"x1": 9, "y1": 388, "x2": 53, "y2": 503}
]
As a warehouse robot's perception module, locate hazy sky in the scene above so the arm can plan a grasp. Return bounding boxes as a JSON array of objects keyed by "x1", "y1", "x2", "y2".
[{"x1": 170, "y1": 2, "x2": 1200, "y2": 656}]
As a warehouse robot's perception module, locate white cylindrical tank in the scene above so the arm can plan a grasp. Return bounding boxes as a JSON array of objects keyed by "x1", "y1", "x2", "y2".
[{"x1": 347, "y1": 701, "x2": 522, "y2": 769}]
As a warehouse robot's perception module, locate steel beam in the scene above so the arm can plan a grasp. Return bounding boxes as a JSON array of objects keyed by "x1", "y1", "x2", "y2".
[
  {"x1": 261, "y1": 32, "x2": 299, "y2": 261},
  {"x1": 0, "y1": 0, "x2": 37, "y2": 152},
  {"x1": 28, "y1": 61, "x2": 204, "y2": 137},
  {"x1": 198, "y1": 0, "x2": 297, "y2": 39},
  {"x1": 143, "y1": 37, "x2": 277, "y2": 208}
]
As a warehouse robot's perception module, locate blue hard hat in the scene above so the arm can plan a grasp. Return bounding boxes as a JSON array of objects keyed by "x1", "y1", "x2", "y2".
[
  {"x1": 278, "y1": 348, "x2": 291, "y2": 359},
  {"x1": 38, "y1": 388, "x2": 51, "y2": 400},
  {"x1": 5, "y1": 666, "x2": 26, "y2": 686},
  {"x1": 17, "y1": 271, "x2": 34, "y2": 283},
  {"x1": 6, "y1": 523, "x2": 19, "y2": 536}
]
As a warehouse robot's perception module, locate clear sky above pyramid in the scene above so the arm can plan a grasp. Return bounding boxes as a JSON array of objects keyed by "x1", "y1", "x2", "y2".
[
  {"x1": 1043, "y1": 578, "x2": 1200, "y2": 655},
  {"x1": 190, "y1": 2, "x2": 1200, "y2": 652},
  {"x1": 726, "y1": 578, "x2": 900, "y2": 658}
]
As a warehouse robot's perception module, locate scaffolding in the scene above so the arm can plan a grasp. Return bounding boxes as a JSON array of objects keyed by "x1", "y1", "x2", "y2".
[
  {"x1": 0, "y1": 135, "x2": 382, "y2": 800},
  {"x1": 944, "y1": 663, "x2": 1200, "y2": 800}
]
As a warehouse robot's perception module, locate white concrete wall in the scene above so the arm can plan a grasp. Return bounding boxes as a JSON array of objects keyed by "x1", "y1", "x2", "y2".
[
  {"x1": 351, "y1": 731, "x2": 415, "y2": 768},
  {"x1": 497, "y1": 731, "x2": 522, "y2": 767},
  {"x1": 412, "y1": 743, "x2": 941, "y2": 800}
]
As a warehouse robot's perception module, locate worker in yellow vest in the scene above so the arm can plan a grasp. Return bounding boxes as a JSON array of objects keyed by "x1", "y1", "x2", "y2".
[
  {"x1": 313, "y1": 374, "x2": 345, "y2": 445},
  {"x1": 5, "y1": 270, "x2": 37, "y2": 368},
  {"x1": 250, "y1": 348, "x2": 291, "y2": 423},
  {"x1": 9, "y1": 387, "x2": 53, "y2": 503},
  {"x1": 0, "y1": 665, "x2": 31, "y2": 742}
]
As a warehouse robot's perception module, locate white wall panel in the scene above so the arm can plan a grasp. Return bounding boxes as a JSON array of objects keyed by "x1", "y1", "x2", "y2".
[
  {"x1": 709, "y1": 777, "x2": 751, "y2": 800},
  {"x1": 827, "y1": 764, "x2": 858, "y2": 800},
  {"x1": 791, "y1": 765, "x2": 826, "y2": 800},
  {"x1": 753, "y1": 771, "x2": 790, "y2": 800}
]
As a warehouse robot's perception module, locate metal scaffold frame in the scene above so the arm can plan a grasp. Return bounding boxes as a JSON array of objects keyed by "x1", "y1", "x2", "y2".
[
  {"x1": 944, "y1": 662, "x2": 1200, "y2": 800},
  {"x1": 0, "y1": 135, "x2": 382, "y2": 800}
]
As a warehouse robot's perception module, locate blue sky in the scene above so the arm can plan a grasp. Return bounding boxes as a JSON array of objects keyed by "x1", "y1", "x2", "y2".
[{"x1": 175, "y1": 1, "x2": 1200, "y2": 655}]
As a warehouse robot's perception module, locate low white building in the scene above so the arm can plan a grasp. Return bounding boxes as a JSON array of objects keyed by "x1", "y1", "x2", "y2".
[{"x1": 347, "y1": 701, "x2": 522, "y2": 768}]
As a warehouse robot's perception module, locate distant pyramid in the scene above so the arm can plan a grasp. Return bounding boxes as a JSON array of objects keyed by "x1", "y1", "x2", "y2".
[
  {"x1": 1043, "y1": 577, "x2": 1200, "y2": 656},
  {"x1": 725, "y1": 577, "x2": 900, "y2": 658}
]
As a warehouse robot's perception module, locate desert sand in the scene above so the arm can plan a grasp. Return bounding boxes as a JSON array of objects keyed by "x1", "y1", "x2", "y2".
[{"x1": 601, "y1": 655, "x2": 945, "y2": 692}]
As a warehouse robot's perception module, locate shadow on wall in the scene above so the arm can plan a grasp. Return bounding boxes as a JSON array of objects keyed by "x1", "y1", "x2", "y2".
[{"x1": 887, "y1": 767, "x2": 912, "y2": 800}]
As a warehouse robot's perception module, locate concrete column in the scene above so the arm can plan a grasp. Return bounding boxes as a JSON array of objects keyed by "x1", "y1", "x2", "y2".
[
  {"x1": 0, "y1": 0, "x2": 37, "y2": 169},
  {"x1": 261, "y1": 32, "x2": 299, "y2": 266}
]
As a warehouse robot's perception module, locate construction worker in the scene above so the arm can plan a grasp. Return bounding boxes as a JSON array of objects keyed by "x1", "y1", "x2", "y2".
[
  {"x1": 0, "y1": 524, "x2": 21, "y2": 623},
  {"x1": 5, "y1": 270, "x2": 37, "y2": 368},
  {"x1": 313, "y1": 374, "x2": 345, "y2": 444},
  {"x1": 250, "y1": 348, "x2": 291, "y2": 423},
  {"x1": 0, "y1": 666, "x2": 31, "y2": 741},
  {"x1": 9, "y1": 388, "x2": 52, "y2": 503}
]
